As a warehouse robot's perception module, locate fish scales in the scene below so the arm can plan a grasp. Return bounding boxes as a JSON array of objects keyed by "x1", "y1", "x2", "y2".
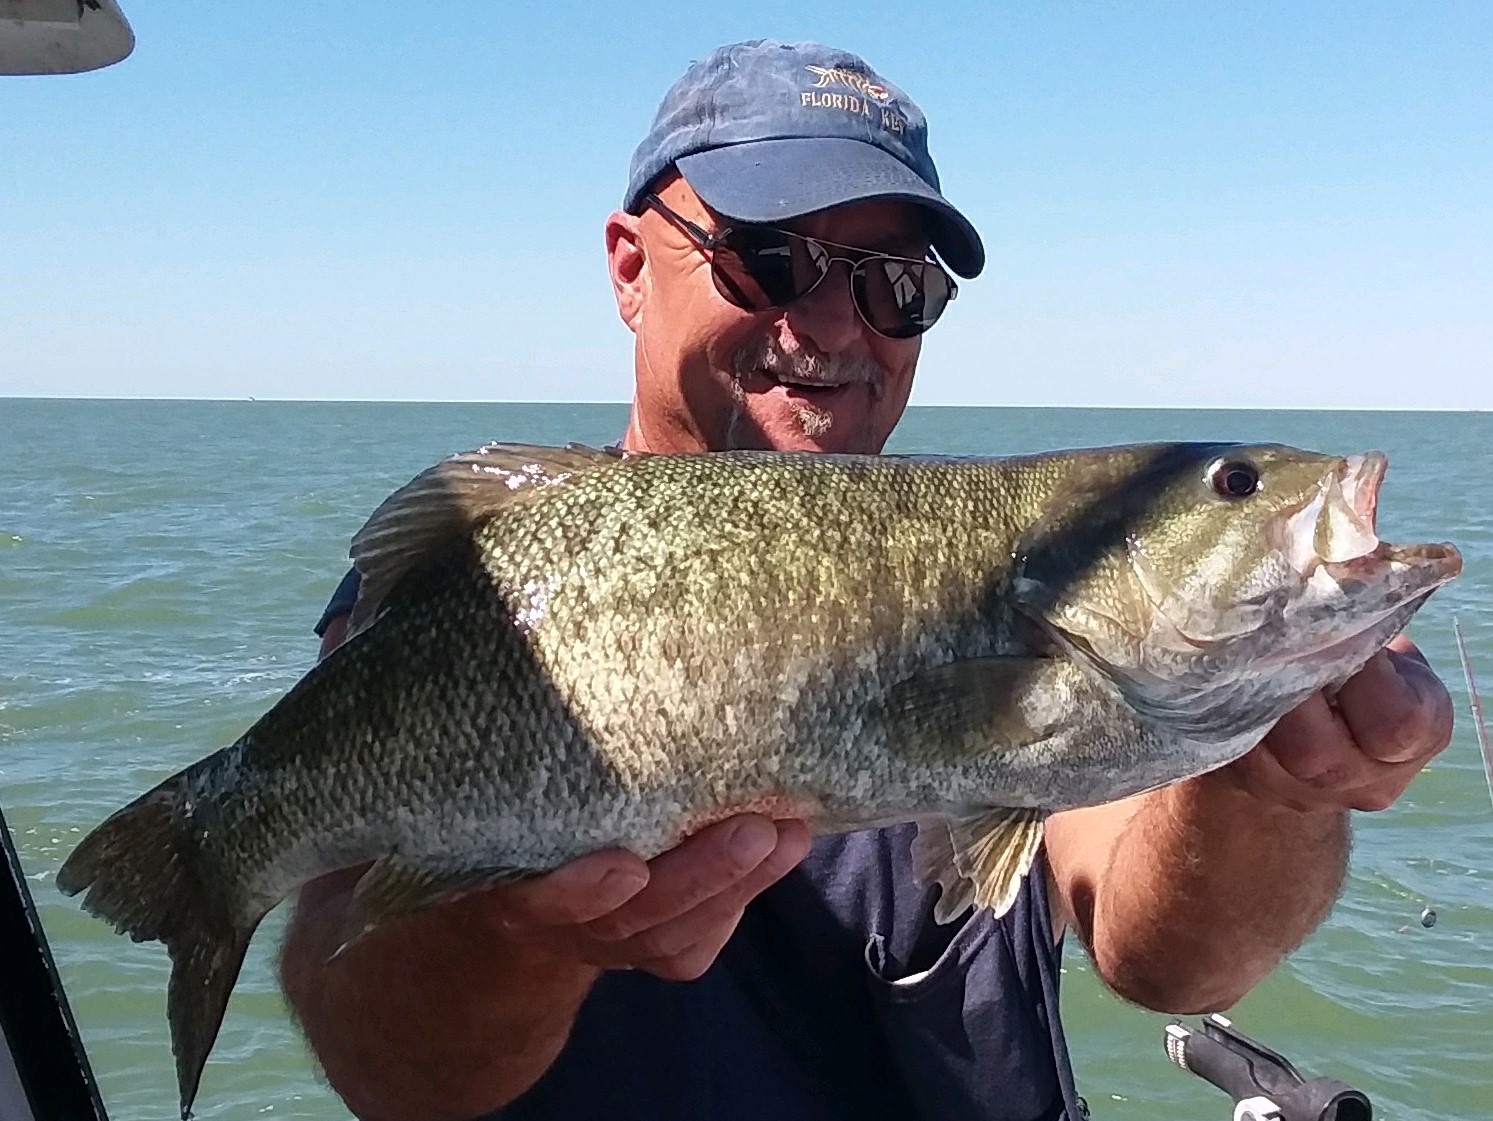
[
  {"x1": 481, "y1": 452, "x2": 1120, "y2": 839},
  {"x1": 55, "y1": 440, "x2": 1460, "y2": 1118},
  {"x1": 236, "y1": 452, "x2": 1095, "y2": 890}
]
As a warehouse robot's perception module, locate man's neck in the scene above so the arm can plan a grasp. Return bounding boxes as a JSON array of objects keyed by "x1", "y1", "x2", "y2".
[{"x1": 620, "y1": 404, "x2": 712, "y2": 454}]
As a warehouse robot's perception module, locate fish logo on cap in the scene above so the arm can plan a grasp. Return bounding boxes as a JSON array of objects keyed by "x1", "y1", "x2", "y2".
[
  {"x1": 800, "y1": 64, "x2": 906, "y2": 133},
  {"x1": 804, "y1": 64, "x2": 891, "y2": 101}
]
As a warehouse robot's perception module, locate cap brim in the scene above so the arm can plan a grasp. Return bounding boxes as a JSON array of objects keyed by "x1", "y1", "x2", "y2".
[{"x1": 676, "y1": 137, "x2": 984, "y2": 279}]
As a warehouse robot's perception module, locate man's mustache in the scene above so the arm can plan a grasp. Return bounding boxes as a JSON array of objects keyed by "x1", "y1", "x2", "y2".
[{"x1": 731, "y1": 334, "x2": 885, "y2": 387}]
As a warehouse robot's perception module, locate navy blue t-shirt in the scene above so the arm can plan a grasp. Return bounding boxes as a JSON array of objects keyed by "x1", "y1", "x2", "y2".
[{"x1": 317, "y1": 571, "x2": 1085, "y2": 1121}]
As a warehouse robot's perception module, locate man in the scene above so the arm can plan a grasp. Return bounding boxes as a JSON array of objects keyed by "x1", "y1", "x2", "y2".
[{"x1": 280, "y1": 40, "x2": 1453, "y2": 1121}]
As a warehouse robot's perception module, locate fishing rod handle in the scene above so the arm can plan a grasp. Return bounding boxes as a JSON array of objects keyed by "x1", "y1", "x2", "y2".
[{"x1": 1165, "y1": 1021, "x2": 1373, "y2": 1121}]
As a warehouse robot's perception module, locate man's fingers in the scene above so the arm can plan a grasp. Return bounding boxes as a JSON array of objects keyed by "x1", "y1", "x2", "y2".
[
  {"x1": 501, "y1": 849, "x2": 650, "y2": 928},
  {"x1": 1238, "y1": 725, "x2": 1430, "y2": 815},
  {"x1": 497, "y1": 816, "x2": 812, "y2": 980},
  {"x1": 631, "y1": 824, "x2": 818, "y2": 981},
  {"x1": 588, "y1": 819, "x2": 812, "y2": 965},
  {"x1": 1262, "y1": 692, "x2": 1358, "y2": 788},
  {"x1": 635, "y1": 916, "x2": 746, "y2": 982},
  {"x1": 1334, "y1": 648, "x2": 1452, "y2": 766},
  {"x1": 1229, "y1": 738, "x2": 1344, "y2": 813},
  {"x1": 1242, "y1": 645, "x2": 1451, "y2": 814},
  {"x1": 583, "y1": 815, "x2": 782, "y2": 942}
]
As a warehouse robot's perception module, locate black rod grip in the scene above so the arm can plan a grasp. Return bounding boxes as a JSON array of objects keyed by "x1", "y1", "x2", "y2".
[{"x1": 1168, "y1": 1021, "x2": 1373, "y2": 1121}]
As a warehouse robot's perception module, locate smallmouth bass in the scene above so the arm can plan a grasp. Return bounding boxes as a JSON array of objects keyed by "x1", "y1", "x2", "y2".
[{"x1": 58, "y1": 441, "x2": 1460, "y2": 1116}]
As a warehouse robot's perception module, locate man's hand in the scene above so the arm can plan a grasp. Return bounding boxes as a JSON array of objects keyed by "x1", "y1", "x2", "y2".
[
  {"x1": 1045, "y1": 632, "x2": 1453, "y2": 1013},
  {"x1": 1229, "y1": 633, "x2": 1454, "y2": 813},
  {"x1": 283, "y1": 813, "x2": 811, "y2": 1120},
  {"x1": 317, "y1": 610, "x2": 812, "y2": 985},
  {"x1": 491, "y1": 814, "x2": 812, "y2": 980}
]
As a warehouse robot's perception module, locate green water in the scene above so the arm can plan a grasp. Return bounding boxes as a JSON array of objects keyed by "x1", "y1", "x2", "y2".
[{"x1": 2, "y1": 399, "x2": 1489, "y2": 1120}]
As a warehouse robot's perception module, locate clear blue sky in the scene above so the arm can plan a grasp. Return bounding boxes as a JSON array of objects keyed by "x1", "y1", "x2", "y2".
[{"x1": 4, "y1": 2, "x2": 1490, "y2": 408}]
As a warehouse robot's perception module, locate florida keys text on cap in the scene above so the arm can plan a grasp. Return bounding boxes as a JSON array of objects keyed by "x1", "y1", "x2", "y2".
[{"x1": 625, "y1": 40, "x2": 985, "y2": 279}]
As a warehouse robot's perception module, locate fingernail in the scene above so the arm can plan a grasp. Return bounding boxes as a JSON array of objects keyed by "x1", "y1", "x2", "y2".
[
  {"x1": 1390, "y1": 655, "x2": 1425, "y2": 699},
  {"x1": 728, "y1": 818, "x2": 777, "y2": 868}
]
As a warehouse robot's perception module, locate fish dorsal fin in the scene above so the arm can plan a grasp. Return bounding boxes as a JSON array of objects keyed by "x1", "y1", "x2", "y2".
[
  {"x1": 347, "y1": 442, "x2": 629, "y2": 636},
  {"x1": 912, "y1": 807, "x2": 1046, "y2": 923}
]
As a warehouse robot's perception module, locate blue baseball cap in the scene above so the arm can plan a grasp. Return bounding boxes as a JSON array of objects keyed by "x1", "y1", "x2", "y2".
[{"x1": 625, "y1": 40, "x2": 985, "y2": 279}]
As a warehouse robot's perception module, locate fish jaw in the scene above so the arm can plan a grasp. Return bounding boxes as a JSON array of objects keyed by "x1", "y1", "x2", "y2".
[{"x1": 1272, "y1": 538, "x2": 1462, "y2": 673}]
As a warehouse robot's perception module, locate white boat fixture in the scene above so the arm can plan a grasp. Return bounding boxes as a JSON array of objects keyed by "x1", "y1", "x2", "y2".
[{"x1": 0, "y1": 0, "x2": 133, "y2": 75}]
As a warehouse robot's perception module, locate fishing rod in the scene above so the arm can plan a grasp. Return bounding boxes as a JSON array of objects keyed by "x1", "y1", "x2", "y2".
[
  {"x1": 1165, "y1": 1015, "x2": 1371, "y2": 1121},
  {"x1": 1452, "y1": 617, "x2": 1493, "y2": 812}
]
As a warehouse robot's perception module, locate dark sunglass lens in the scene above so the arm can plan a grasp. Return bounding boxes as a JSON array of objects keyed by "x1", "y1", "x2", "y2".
[
  {"x1": 854, "y1": 258, "x2": 952, "y2": 338},
  {"x1": 714, "y1": 228, "x2": 828, "y2": 310},
  {"x1": 708, "y1": 246, "x2": 770, "y2": 310}
]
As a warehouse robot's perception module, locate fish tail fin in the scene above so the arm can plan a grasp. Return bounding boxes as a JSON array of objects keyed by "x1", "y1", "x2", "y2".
[{"x1": 57, "y1": 780, "x2": 258, "y2": 1119}]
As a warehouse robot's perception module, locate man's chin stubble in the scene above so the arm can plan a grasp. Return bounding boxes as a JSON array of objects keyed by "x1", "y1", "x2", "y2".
[
  {"x1": 791, "y1": 399, "x2": 835, "y2": 439},
  {"x1": 725, "y1": 333, "x2": 888, "y2": 451}
]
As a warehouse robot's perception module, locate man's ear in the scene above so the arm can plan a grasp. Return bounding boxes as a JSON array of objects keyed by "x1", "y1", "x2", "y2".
[{"x1": 606, "y1": 210, "x2": 647, "y2": 333}]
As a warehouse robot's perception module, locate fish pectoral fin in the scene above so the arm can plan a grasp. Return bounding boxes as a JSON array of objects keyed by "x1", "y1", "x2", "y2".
[
  {"x1": 912, "y1": 807, "x2": 1046, "y2": 924},
  {"x1": 334, "y1": 853, "x2": 529, "y2": 958},
  {"x1": 882, "y1": 656, "x2": 1062, "y2": 758},
  {"x1": 346, "y1": 442, "x2": 627, "y2": 637}
]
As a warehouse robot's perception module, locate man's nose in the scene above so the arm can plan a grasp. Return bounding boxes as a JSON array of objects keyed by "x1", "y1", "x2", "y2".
[{"x1": 783, "y1": 262, "x2": 863, "y2": 354}]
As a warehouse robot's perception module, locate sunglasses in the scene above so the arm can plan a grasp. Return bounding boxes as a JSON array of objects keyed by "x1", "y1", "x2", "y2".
[{"x1": 644, "y1": 193, "x2": 957, "y2": 339}]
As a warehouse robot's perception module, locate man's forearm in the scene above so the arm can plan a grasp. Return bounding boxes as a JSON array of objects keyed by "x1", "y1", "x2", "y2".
[
  {"x1": 1086, "y1": 772, "x2": 1349, "y2": 1013},
  {"x1": 279, "y1": 870, "x2": 598, "y2": 1121}
]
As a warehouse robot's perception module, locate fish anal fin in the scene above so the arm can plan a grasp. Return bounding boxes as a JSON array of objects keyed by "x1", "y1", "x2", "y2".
[
  {"x1": 347, "y1": 442, "x2": 626, "y2": 636},
  {"x1": 912, "y1": 807, "x2": 1046, "y2": 924},
  {"x1": 334, "y1": 853, "x2": 530, "y2": 958},
  {"x1": 883, "y1": 656, "x2": 1064, "y2": 761}
]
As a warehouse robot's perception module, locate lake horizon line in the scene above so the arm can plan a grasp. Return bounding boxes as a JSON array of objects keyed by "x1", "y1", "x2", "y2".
[{"x1": 4, "y1": 396, "x2": 1489, "y2": 414}]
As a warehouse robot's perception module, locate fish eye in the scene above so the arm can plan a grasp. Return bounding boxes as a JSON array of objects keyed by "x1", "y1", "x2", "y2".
[{"x1": 1208, "y1": 458, "x2": 1260, "y2": 499}]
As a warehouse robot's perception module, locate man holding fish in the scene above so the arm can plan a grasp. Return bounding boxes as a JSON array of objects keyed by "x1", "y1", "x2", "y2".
[
  {"x1": 66, "y1": 39, "x2": 1436, "y2": 1121},
  {"x1": 265, "y1": 40, "x2": 1455, "y2": 1121}
]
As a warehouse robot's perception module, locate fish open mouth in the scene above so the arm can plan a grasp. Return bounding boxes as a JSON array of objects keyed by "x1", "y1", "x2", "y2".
[
  {"x1": 1244, "y1": 449, "x2": 1461, "y2": 666},
  {"x1": 1277, "y1": 452, "x2": 1385, "y2": 575},
  {"x1": 1340, "y1": 451, "x2": 1383, "y2": 525},
  {"x1": 1303, "y1": 453, "x2": 1460, "y2": 586},
  {"x1": 1275, "y1": 453, "x2": 1462, "y2": 662}
]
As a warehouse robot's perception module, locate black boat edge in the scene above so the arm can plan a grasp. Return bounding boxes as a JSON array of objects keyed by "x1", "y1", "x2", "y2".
[{"x1": 0, "y1": 802, "x2": 109, "y2": 1121}]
